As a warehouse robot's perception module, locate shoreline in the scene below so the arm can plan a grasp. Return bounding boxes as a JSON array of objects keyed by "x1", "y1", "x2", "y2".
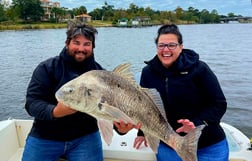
[
  {"x1": 0, "y1": 20, "x2": 115, "y2": 31},
  {"x1": 1, "y1": 21, "x2": 251, "y2": 31},
  {"x1": 0, "y1": 20, "x2": 200, "y2": 31}
]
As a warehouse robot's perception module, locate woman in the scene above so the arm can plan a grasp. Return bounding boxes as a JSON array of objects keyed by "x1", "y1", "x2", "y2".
[{"x1": 133, "y1": 24, "x2": 229, "y2": 161}]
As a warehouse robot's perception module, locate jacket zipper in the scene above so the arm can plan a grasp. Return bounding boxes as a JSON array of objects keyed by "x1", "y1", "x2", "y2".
[{"x1": 165, "y1": 77, "x2": 169, "y2": 95}]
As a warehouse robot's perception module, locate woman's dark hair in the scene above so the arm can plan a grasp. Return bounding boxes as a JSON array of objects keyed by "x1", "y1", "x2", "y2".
[
  {"x1": 65, "y1": 20, "x2": 98, "y2": 48},
  {"x1": 155, "y1": 24, "x2": 183, "y2": 45}
]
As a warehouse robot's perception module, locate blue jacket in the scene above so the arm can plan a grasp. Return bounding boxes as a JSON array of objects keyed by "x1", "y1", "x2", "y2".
[
  {"x1": 140, "y1": 49, "x2": 227, "y2": 148},
  {"x1": 25, "y1": 47, "x2": 103, "y2": 141}
]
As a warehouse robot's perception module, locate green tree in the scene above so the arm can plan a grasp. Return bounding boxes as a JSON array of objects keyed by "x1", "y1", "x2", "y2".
[
  {"x1": 12, "y1": 0, "x2": 44, "y2": 22},
  {"x1": 228, "y1": 12, "x2": 236, "y2": 17},
  {"x1": 136, "y1": 7, "x2": 145, "y2": 17},
  {"x1": 145, "y1": 6, "x2": 155, "y2": 18},
  {"x1": 51, "y1": 7, "x2": 66, "y2": 22},
  {"x1": 128, "y1": 3, "x2": 138, "y2": 14},
  {"x1": 187, "y1": 7, "x2": 200, "y2": 22},
  {"x1": 89, "y1": 8, "x2": 102, "y2": 20},
  {"x1": 114, "y1": 8, "x2": 128, "y2": 20},
  {"x1": 199, "y1": 9, "x2": 210, "y2": 23},
  {"x1": 5, "y1": 5, "x2": 20, "y2": 22},
  {"x1": 75, "y1": 6, "x2": 87, "y2": 15},
  {"x1": 101, "y1": 1, "x2": 114, "y2": 21},
  {"x1": 182, "y1": 11, "x2": 194, "y2": 23},
  {"x1": 126, "y1": 3, "x2": 138, "y2": 19},
  {"x1": 209, "y1": 9, "x2": 220, "y2": 23},
  {"x1": 0, "y1": 4, "x2": 6, "y2": 21},
  {"x1": 0, "y1": 0, "x2": 19, "y2": 22},
  {"x1": 174, "y1": 6, "x2": 183, "y2": 20}
]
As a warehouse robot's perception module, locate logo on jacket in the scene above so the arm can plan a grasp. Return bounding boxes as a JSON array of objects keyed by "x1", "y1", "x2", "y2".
[{"x1": 180, "y1": 71, "x2": 188, "y2": 74}]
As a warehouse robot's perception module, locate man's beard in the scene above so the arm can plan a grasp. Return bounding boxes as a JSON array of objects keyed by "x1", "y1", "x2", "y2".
[{"x1": 68, "y1": 49, "x2": 92, "y2": 63}]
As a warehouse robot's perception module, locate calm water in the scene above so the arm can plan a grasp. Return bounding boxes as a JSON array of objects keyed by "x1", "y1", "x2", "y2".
[{"x1": 0, "y1": 24, "x2": 252, "y2": 138}]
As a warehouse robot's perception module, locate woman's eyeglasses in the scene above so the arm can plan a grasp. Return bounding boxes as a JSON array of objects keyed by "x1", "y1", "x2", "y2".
[{"x1": 157, "y1": 42, "x2": 180, "y2": 50}]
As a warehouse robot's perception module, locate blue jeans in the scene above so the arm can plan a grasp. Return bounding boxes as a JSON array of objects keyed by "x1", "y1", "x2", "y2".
[
  {"x1": 22, "y1": 131, "x2": 103, "y2": 161},
  {"x1": 156, "y1": 138, "x2": 229, "y2": 161}
]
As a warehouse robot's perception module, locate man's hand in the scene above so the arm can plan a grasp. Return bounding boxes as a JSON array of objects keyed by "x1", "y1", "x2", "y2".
[
  {"x1": 113, "y1": 120, "x2": 141, "y2": 134},
  {"x1": 52, "y1": 102, "x2": 77, "y2": 118}
]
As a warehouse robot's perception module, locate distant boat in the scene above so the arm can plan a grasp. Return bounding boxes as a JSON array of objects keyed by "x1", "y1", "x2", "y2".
[{"x1": 0, "y1": 119, "x2": 252, "y2": 161}]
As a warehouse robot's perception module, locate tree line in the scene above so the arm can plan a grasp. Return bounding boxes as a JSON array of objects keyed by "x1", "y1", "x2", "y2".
[{"x1": 0, "y1": 0, "x2": 245, "y2": 24}]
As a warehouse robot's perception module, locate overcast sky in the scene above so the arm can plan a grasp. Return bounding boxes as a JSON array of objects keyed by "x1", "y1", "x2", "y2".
[{"x1": 58, "y1": 0, "x2": 252, "y2": 16}]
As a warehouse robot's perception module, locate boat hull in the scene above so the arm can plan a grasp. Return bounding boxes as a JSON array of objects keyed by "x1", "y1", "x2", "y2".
[{"x1": 0, "y1": 119, "x2": 251, "y2": 161}]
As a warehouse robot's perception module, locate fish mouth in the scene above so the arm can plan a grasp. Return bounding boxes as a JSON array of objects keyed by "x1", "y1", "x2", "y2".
[
  {"x1": 55, "y1": 90, "x2": 63, "y2": 101},
  {"x1": 55, "y1": 90, "x2": 74, "y2": 108}
]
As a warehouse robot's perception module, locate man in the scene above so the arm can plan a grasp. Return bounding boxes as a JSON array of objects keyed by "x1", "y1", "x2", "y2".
[{"x1": 22, "y1": 21, "x2": 136, "y2": 161}]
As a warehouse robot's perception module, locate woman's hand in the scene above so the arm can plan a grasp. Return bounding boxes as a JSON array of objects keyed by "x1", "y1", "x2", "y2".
[
  {"x1": 52, "y1": 102, "x2": 77, "y2": 118},
  {"x1": 176, "y1": 119, "x2": 196, "y2": 133},
  {"x1": 133, "y1": 136, "x2": 148, "y2": 149}
]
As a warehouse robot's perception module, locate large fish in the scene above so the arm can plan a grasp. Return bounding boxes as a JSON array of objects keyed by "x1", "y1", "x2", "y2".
[{"x1": 55, "y1": 63, "x2": 205, "y2": 161}]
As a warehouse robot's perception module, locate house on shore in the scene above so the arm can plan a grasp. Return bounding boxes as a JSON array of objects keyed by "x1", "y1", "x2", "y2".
[
  {"x1": 40, "y1": 0, "x2": 60, "y2": 20},
  {"x1": 132, "y1": 16, "x2": 151, "y2": 26},
  {"x1": 118, "y1": 18, "x2": 128, "y2": 26},
  {"x1": 116, "y1": 16, "x2": 152, "y2": 27},
  {"x1": 75, "y1": 14, "x2": 92, "y2": 23}
]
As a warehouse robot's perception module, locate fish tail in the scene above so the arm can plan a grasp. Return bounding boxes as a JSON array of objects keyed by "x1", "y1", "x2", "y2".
[{"x1": 167, "y1": 125, "x2": 205, "y2": 161}]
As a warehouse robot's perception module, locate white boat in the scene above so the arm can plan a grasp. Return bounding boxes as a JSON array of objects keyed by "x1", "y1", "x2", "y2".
[{"x1": 0, "y1": 119, "x2": 251, "y2": 161}]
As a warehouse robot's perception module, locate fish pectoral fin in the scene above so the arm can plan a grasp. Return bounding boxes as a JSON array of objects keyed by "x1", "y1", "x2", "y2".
[
  {"x1": 98, "y1": 119, "x2": 114, "y2": 145},
  {"x1": 99, "y1": 102, "x2": 133, "y2": 123},
  {"x1": 145, "y1": 134, "x2": 160, "y2": 153}
]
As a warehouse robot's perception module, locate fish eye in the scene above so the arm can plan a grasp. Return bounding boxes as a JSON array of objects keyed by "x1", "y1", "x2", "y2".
[{"x1": 65, "y1": 87, "x2": 74, "y2": 93}]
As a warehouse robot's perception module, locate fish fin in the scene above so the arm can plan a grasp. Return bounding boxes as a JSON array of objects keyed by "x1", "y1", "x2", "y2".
[
  {"x1": 97, "y1": 119, "x2": 114, "y2": 145},
  {"x1": 99, "y1": 102, "x2": 134, "y2": 123},
  {"x1": 142, "y1": 88, "x2": 168, "y2": 122},
  {"x1": 167, "y1": 125, "x2": 205, "y2": 161},
  {"x1": 145, "y1": 133, "x2": 160, "y2": 153},
  {"x1": 112, "y1": 63, "x2": 137, "y2": 86}
]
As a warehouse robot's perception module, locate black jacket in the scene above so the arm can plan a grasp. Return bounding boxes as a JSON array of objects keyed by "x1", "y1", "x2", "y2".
[
  {"x1": 140, "y1": 49, "x2": 227, "y2": 148},
  {"x1": 25, "y1": 47, "x2": 103, "y2": 141}
]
